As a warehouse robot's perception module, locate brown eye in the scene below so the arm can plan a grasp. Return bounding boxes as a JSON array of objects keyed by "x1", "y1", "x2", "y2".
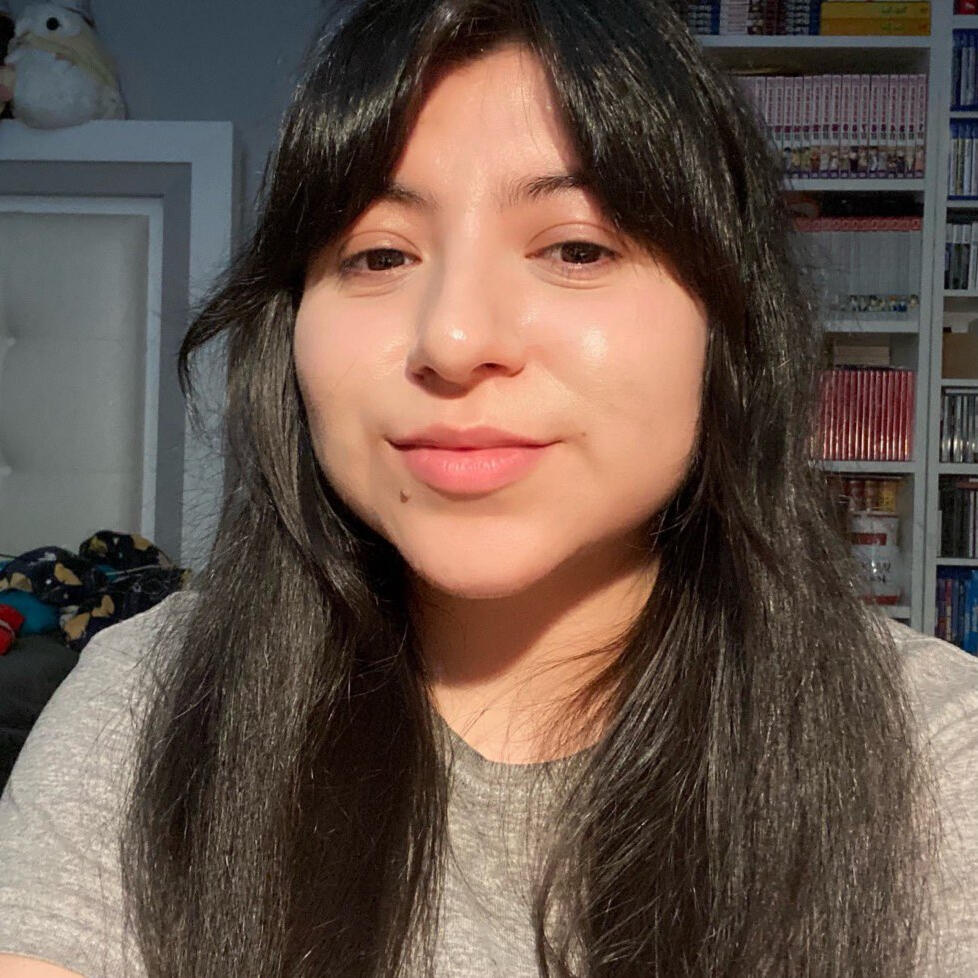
[
  {"x1": 337, "y1": 248, "x2": 412, "y2": 277},
  {"x1": 559, "y1": 241, "x2": 607, "y2": 264},
  {"x1": 363, "y1": 249, "x2": 407, "y2": 271}
]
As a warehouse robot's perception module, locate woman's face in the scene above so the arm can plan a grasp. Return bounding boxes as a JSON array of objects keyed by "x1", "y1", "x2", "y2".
[{"x1": 294, "y1": 45, "x2": 708, "y2": 600}]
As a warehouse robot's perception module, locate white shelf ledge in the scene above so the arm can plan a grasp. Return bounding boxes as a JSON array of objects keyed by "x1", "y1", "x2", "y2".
[
  {"x1": 824, "y1": 318, "x2": 919, "y2": 333},
  {"x1": 939, "y1": 463, "x2": 978, "y2": 475},
  {"x1": 936, "y1": 556, "x2": 978, "y2": 567},
  {"x1": 820, "y1": 460, "x2": 917, "y2": 474},
  {"x1": 699, "y1": 35, "x2": 931, "y2": 50},
  {"x1": 789, "y1": 177, "x2": 925, "y2": 192}
]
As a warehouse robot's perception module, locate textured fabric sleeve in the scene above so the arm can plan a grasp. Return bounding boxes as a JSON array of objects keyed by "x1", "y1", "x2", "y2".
[
  {"x1": 0, "y1": 592, "x2": 193, "y2": 978},
  {"x1": 888, "y1": 621, "x2": 978, "y2": 978}
]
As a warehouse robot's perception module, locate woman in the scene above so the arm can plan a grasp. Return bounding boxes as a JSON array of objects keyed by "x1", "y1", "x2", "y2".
[{"x1": 0, "y1": 1, "x2": 975, "y2": 976}]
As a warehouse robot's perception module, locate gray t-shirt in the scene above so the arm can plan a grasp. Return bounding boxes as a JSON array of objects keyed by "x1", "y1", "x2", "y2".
[{"x1": 0, "y1": 592, "x2": 976, "y2": 977}]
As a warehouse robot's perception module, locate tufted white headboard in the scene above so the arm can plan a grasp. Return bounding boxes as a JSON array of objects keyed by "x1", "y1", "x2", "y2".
[{"x1": 0, "y1": 208, "x2": 151, "y2": 557}]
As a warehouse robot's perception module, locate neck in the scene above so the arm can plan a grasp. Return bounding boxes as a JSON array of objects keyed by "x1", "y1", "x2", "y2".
[{"x1": 414, "y1": 544, "x2": 656, "y2": 763}]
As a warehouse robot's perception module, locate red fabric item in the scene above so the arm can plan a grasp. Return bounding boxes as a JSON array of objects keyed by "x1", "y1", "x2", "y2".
[{"x1": 0, "y1": 603, "x2": 25, "y2": 655}]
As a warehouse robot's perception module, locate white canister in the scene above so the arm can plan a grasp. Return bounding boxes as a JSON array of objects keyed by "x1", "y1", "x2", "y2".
[{"x1": 849, "y1": 513, "x2": 904, "y2": 605}]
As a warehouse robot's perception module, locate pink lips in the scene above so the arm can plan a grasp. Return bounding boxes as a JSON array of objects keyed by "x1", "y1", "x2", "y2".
[{"x1": 389, "y1": 425, "x2": 555, "y2": 495}]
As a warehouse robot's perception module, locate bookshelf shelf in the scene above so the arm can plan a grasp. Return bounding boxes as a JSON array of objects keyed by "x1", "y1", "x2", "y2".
[
  {"x1": 941, "y1": 377, "x2": 978, "y2": 387},
  {"x1": 947, "y1": 197, "x2": 978, "y2": 207},
  {"x1": 944, "y1": 289, "x2": 978, "y2": 297},
  {"x1": 699, "y1": 35, "x2": 930, "y2": 51},
  {"x1": 936, "y1": 556, "x2": 978, "y2": 567},
  {"x1": 938, "y1": 463, "x2": 978, "y2": 475},
  {"x1": 789, "y1": 178, "x2": 926, "y2": 192},
  {"x1": 951, "y1": 110, "x2": 978, "y2": 118},
  {"x1": 953, "y1": 15, "x2": 978, "y2": 29},
  {"x1": 824, "y1": 318, "x2": 919, "y2": 333},
  {"x1": 820, "y1": 460, "x2": 918, "y2": 474}
]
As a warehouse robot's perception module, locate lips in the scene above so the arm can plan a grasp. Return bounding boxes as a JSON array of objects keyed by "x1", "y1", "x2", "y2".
[
  {"x1": 389, "y1": 425, "x2": 551, "y2": 451},
  {"x1": 389, "y1": 426, "x2": 555, "y2": 494}
]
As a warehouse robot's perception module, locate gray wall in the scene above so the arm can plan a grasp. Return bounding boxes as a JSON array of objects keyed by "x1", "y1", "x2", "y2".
[{"x1": 8, "y1": 0, "x2": 329, "y2": 219}]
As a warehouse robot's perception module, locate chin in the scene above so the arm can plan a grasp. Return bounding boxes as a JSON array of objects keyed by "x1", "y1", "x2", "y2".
[{"x1": 403, "y1": 544, "x2": 564, "y2": 601}]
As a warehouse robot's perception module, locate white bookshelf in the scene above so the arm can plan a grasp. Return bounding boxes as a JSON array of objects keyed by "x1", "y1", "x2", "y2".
[
  {"x1": 923, "y1": 7, "x2": 978, "y2": 635},
  {"x1": 700, "y1": 17, "x2": 941, "y2": 632}
]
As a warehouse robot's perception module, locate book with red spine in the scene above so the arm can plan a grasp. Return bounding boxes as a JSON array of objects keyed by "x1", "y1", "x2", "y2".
[
  {"x1": 846, "y1": 368, "x2": 856, "y2": 459},
  {"x1": 900, "y1": 370, "x2": 914, "y2": 462},
  {"x1": 895, "y1": 369, "x2": 905, "y2": 461},
  {"x1": 883, "y1": 368, "x2": 894, "y2": 460},
  {"x1": 869, "y1": 370, "x2": 883, "y2": 459}
]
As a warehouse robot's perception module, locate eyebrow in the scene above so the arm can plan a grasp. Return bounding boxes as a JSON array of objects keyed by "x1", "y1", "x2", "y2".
[{"x1": 376, "y1": 172, "x2": 593, "y2": 213}]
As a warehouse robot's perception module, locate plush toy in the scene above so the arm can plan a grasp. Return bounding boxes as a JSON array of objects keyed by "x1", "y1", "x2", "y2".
[{"x1": 4, "y1": 1, "x2": 125, "y2": 128}]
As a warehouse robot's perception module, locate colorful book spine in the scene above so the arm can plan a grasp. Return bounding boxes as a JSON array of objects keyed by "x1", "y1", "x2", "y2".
[{"x1": 736, "y1": 73, "x2": 926, "y2": 179}]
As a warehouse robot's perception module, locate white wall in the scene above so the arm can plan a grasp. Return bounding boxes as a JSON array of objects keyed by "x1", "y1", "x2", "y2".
[{"x1": 6, "y1": 0, "x2": 330, "y2": 220}]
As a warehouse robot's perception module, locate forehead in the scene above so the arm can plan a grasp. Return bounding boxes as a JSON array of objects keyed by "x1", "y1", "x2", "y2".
[{"x1": 391, "y1": 44, "x2": 581, "y2": 195}]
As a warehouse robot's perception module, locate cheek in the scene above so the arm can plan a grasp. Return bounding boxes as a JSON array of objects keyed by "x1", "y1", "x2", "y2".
[
  {"x1": 538, "y1": 277, "x2": 708, "y2": 438},
  {"x1": 293, "y1": 297, "x2": 382, "y2": 490}
]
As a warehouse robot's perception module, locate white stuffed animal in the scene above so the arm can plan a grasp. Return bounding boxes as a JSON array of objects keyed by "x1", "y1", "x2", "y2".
[{"x1": 5, "y1": 1, "x2": 124, "y2": 128}]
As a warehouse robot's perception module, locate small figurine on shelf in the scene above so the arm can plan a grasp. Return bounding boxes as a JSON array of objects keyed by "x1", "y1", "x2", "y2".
[{"x1": 3, "y1": 1, "x2": 125, "y2": 129}]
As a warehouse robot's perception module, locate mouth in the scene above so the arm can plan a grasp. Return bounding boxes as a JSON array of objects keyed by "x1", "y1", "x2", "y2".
[{"x1": 393, "y1": 445, "x2": 552, "y2": 495}]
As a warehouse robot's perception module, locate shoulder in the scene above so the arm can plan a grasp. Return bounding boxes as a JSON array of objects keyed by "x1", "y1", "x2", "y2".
[
  {"x1": 0, "y1": 590, "x2": 198, "y2": 977},
  {"x1": 884, "y1": 618, "x2": 978, "y2": 746},
  {"x1": 883, "y1": 620, "x2": 978, "y2": 974},
  {"x1": 29, "y1": 588, "x2": 199, "y2": 747}
]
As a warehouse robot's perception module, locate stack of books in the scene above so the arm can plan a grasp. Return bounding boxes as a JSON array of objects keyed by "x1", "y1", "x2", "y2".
[
  {"x1": 735, "y1": 74, "x2": 927, "y2": 178},
  {"x1": 820, "y1": 2, "x2": 930, "y2": 36},
  {"x1": 687, "y1": 0, "x2": 821, "y2": 35},
  {"x1": 935, "y1": 568, "x2": 978, "y2": 653},
  {"x1": 939, "y1": 477, "x2": 978, "y2": 558},
  {"x1": 816, "y1": 367, "x2": 915, "y2": 460},
  {"x1": 948, "y1": 123, "x2": 978, "y2": 199},
  {"x1": 945, "y1": 220, "x2": 978, "y2": 290},
  {"x1": 794, "y1": 215, "x2": 922, "y2": 315},
  {"x1": 939, "y1": 388, "x2": 978, "y2": 461},
  {"x1": 952, "y1": 32, "x2": 978, "y2": 112}
]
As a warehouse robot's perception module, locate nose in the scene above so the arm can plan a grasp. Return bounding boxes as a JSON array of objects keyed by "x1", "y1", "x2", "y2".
[{"x1": 406, "y1": 255, "x2": 527, "y2": 393}]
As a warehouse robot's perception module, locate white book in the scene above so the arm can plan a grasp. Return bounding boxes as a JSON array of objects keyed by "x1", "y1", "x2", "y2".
[
  {"x1": 820, "y1": 75, "x2": 832, "y2": 176},
  {"x1": 962, "y1": 225, "x2": 971, "y2": 292},
  {"x1": 841, "y1": 74, "x2": 854, "y2": 176},
  {"x1": 898, "y1": 74, "x2": 910, "y2": 176},
  {"x1": 915, "y1": 74, "x2": 927, "y2": 177},
  {"x1": 909, "y1": 222, "x2": 922, "y2": 308},
  {"x1": 883, "y1": 74, "x2": 896, "y2": 177},
  {"x1": 859, "y1": 74, "x2": 872, "y2": 177},
  {"x1": 829, "y1": 74, "x2": 841, "y2": 176},
  {"x1": 944, "y1": 224, "x2": 954, "y2": 289},
  {"x1": 966, "y1": 127, "x2": 974, "y2": 198},
  {"x1": 787, "y1": 76, "x2": 799, "y2": 176},
  {"x1": 772, "y1": 76, "x2": 784, "y2": 161},
  {"x1": 896, "y1": 226, "x2": 909, "y2": 308},
  {"x1": 970, "y1": 222, "x2": 978, "y2": 292}
]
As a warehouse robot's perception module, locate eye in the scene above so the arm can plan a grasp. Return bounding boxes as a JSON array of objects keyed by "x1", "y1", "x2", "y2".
[
  {"x1": 45, "y1": 16, "x2": 60, "y2": 30},
  {"x1": 537, "y1": 240, "x2": 619, "y2": 276},
  {"x1": 336, "y1": 247, "x2": 413, "y2": 278}
]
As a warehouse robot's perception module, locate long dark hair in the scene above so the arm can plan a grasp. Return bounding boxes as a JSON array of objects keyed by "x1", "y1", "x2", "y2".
[{"x1": 120, "y1": 1, "x2": 936, "y2": 975}]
